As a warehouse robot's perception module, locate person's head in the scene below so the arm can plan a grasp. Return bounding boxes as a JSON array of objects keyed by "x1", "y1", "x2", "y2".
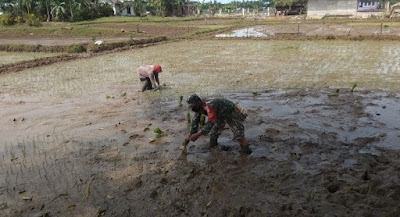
[
  {"x1": 153, "y1": 64, "x2": 162, "y2": 74},
  {"x1": 187, "y1": 94, "x2": 204, "y2": 112}
]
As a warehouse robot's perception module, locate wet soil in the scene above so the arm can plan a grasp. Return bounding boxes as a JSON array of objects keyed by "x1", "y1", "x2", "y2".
[
  {"x1": 1, "y1": 19, "x2": 400, "y2": 216},
  {"x1": 0, "y1": 39, "x2": 168, "y2": 74},
  {"x1": 1, "y1": 88, "x2": 399, "y2": 217},
  {"x1": 0, "y1": 23, "x2": 199, "y2": 46},
  {"x1": 0, "y1": 37, "x2": 133, "y2": 46}
]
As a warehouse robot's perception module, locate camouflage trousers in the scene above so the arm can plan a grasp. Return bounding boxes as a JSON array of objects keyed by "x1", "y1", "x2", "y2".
[{"x1": 209, "y1": 114, "x2": 245, "y2": 147}]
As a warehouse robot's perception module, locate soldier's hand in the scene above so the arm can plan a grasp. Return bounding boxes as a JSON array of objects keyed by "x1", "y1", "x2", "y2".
[{"x1": 189, "y1": 133, "x2": 201, "y2": 142}]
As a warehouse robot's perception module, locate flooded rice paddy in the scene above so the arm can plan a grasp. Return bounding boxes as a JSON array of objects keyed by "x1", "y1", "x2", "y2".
[{"x1": 1, "y1": 39, "x2": 400, "y2": 216}]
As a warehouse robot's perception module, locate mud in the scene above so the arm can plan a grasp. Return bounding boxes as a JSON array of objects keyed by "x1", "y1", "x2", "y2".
[
  {"x1": 0, "y1": 39, "x2": 168, "y2": 74},
  {"x1": 214, "y1": 23, "x2": 400, "y2": 38},
  {"x1": 1, "y1": 88, "x2": 399, "y2": 217}
]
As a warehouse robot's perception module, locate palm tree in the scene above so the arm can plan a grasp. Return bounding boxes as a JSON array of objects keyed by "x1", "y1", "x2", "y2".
[
  {"x1": 38, "y1": 0, "x2": 52, "y2": 21},
  {"x1": 22, "y1": 0, "x2": 33, "y2": 14},
  {"x1": 66, "y1": 0, "x2": 74, "y2": 21},
  {"x1": 51, "y1": 1, "x2": 65, "y2": 20}
]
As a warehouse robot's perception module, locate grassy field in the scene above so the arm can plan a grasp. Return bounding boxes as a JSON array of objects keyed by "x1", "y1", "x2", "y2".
[
  {"x1": 2, "y1": 16, "x2": 399, "y2": 39},
  {"x1": 0, "y1": 17, "x2": 238, "y2": 39}
]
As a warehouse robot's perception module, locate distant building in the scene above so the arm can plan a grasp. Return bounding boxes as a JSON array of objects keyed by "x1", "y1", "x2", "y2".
[
  {"x1": 358, "y1": 0, "x2": 382, "y2": 11},
  {"x1": 100, "y1": 0, "x2": 135, "y2": 16},
  {"x1": 307, "y1": 0, "x2": 386, "y2": 19}
]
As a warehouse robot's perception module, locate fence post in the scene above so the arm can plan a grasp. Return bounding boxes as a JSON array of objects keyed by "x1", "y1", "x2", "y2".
[{"x1": 297, "y1": 23, "x2": 300, "y2": 35}]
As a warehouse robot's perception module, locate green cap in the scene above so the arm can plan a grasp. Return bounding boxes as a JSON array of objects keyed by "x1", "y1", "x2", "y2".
[{"x1": 187, "y1": 94, "x2": 201, "y2": 104}]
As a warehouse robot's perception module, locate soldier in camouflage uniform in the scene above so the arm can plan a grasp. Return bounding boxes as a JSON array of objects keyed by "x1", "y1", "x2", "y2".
[{"x1": 187, "y1": 94, "x2": 251, "y2": 154}]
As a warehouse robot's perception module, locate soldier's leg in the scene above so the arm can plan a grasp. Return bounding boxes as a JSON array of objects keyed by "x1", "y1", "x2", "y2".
[
  {"x1": 209, "y1": 120, "x2": 226, "y2": 148},
  {"x1": 227, "y1": 118, "x2": 251, "y2": 154}
]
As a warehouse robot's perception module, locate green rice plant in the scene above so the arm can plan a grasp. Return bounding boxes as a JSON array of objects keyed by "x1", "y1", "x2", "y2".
[
  {"x1": 351, "y1": 83, "x2": 357, "y2": 92},
  {"x1": 179, "y1": 96, "x2": 183, "y2": 106},
  {"x1": 329, "y1": 89, "x2": 340, "y2": 97},
  {"x1": 154, "y1": 128, "x2": 163, "y2": 138},
  {"x1": 186, "y1": 112, "x2": 191, "y2": 124}
]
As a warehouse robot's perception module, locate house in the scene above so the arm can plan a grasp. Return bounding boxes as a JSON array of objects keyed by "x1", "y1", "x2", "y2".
[
  {"x1": 100, "y1": 0, "x2": 135, "y2": 16},
  {"x1": 358, "y1": 0, "x2": 382, "y2": 11},
  {"x1": 307, "y1": 0, "x2": 386, "y2": 19}
]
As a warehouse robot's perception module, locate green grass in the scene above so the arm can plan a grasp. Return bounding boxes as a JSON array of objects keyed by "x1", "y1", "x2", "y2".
[
  {"x1": 0, "y1": 24, "x2": 127, "y2": 37},
  {"x1": 76, "y1": 16, "x2": 204, "y2": 25},
  {"x1": 0, "y1": 17, "x2": 236, "y2": 40},
  {"x1": 347, "y1": 22, "x2": 400, "y2": 26}
]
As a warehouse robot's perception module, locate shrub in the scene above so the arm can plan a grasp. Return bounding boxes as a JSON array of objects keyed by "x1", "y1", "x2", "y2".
[
  {"x1": 67, "y1": 44, "x2": 87, "y2": 53},
  {"x1": 74, "y1": 8, "x2": 99, "y2": 21},
  {"x1": 86, "y1": 42, "x2": 101, "y2": 53},
  {"x1": 26, "y1": 14, "x2": 42, "y2": 27},
  {"x1": 99, "y1": 3, "x2": 114, "y2": 17},
  {"x1": 14, "y1": 16, "x2": 24, "y2": 24},
  {"x1": 0, "y1": 13, "x2": 15, "y2": 26}
]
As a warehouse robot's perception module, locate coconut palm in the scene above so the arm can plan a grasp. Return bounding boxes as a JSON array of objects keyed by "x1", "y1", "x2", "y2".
[{"x1": 51, "y1": 1, "x2": 65, "y2": 20}]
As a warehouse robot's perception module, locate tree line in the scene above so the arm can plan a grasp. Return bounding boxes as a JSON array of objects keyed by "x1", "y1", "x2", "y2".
[{"x1": 1, "y1": 0, "x2": 400, "y2": 25}]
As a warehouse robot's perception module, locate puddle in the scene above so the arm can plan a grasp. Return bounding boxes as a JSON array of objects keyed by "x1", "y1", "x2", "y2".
[
  {"x1": 1, "y1": 88, "x2": 400, "y2": 216},
  {"x1": 215, "y1": 27, "x2": 268, "y2": 38}
]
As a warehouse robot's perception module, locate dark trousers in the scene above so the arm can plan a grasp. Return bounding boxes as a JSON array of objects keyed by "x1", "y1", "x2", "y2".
[{"x1": 140, "y1": 78, "x2": 153, "y2": 92}]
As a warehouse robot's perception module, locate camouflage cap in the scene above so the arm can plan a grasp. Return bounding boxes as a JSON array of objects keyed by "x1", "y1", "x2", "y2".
[{"x1": 187, "y1": 94, "x2": 201, "y2": 104}]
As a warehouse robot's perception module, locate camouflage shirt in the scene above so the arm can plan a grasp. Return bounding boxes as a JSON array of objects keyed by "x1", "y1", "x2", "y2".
[{"x1": 190, "y1": 98, "x2": 235, "y2": 135}]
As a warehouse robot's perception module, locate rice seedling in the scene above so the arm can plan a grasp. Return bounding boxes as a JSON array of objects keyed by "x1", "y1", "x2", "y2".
[
  {"x1": 179, "y1": 96, "x2": 183, "y2": 106},
  {"x1": 351, "y1": 83, "x2": 358, "y2": 92}
]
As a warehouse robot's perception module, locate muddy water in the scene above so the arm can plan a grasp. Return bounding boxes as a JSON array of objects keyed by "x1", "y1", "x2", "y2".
[
  {"x1": 215, "y1": 27, "x2": 269, "y2": 38},
  {"x1": 215, "y1": 24, "x2": 400, "y2": 38},
  {"x1": 1, "y1": 89, "x2": 400, "y2": 216}
]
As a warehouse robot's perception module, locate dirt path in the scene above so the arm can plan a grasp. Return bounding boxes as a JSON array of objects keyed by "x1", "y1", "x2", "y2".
[{"x1": 1, "y1": 86, "x2": 399, "y2": 217}]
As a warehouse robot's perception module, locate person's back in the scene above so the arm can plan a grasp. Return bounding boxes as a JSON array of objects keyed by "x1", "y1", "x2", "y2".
[
  {"x1": 206, "y1": 98, "x2": 235, "y2": 121},
  {"x1": 137, "y1": 65, "x2": 154, "y2": 79},
  {"x1": 187, "y1": 94, "x2": 251, "y2": 154}
]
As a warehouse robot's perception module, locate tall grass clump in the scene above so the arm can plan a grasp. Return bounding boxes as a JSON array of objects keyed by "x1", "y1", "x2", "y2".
[{"x1": 25, "y1": 14, "x2": 42, "y2": 27}]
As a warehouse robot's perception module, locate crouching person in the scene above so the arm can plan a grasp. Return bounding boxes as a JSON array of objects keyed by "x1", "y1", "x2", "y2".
[
  {"x1": 137, "y1": 64, "x2": 163, "y2": 92},
  {"x1": 187, "y1": 94, "x2": 251, "y2": 154}
]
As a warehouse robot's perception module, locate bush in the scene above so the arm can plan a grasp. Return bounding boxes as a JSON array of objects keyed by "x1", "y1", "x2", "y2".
[
  {"x1": 86, "y1": 42, "x2": 101, "y2": 52},
  {"x1": 74, "y1": 8, "x2": 99, "y2": 21},
  {"x1": 0, "y1": 13, "x2": 15, "y2": 26},
  {"x1": 15, "y1": 16, "x2": 24, "y2": 24},
  {"x1": 99, "y1": 3, "x2": 114, "y2": 17},
  {"x1": 67, "y1": 44, "x2": 87, "y2": 53},
  {"x1": 26, "y1": 14, "x2": 42, "y2": 27}
]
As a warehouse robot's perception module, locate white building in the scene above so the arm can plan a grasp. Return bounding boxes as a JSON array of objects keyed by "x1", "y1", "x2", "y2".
[
  {"x1": 307, "y1": 0, "x2": 385, "y2": 19},
  {"x1": 100, "y1": 0, "x2": 135, "y2": 16}
]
